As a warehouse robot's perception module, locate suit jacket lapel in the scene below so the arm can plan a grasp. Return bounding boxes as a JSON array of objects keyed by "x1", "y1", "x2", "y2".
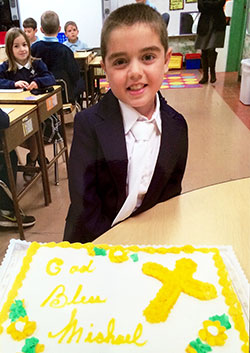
[
  {"x1": 135, "y1": 94, "x2": 182, "y2": 211},
  {"x1": 94, "y1": 91, "x2": 128, "y2": 207}
]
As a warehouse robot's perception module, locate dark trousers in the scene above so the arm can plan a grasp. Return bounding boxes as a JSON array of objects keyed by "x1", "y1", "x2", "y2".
[{"x1": 0, "y1": 150, "x2": 17, "y2": 210}]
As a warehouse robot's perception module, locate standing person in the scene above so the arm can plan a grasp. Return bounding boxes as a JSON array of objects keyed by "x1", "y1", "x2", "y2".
[
  {"x1": 23, "y1": 17, "x2": 40, "y2": 45},
  {"x1": 195, "y1": 0, "x2": 226, "y2": 84},
  {"x1": 63, "y1": 21, "x2": 88, "y2": 52},
  {"x1": 0, "y1": 27, "x2": 56, "y2": 179},
  {"x1": 64, "y1": 3, "x2": 188, "y2": 243},
  {"x1": 0, "y1": 108, "x2": 36, "y2": 227}
]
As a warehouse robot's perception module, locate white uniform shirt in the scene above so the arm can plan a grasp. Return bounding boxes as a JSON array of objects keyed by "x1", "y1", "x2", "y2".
[{"x1": 119, "y1": 94, "x2": 162, "y2": 211}]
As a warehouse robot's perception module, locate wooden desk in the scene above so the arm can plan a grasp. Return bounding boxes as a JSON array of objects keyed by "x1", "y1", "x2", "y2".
[
  {"x1": 0, "y1": 104, "x2": 49, "y2": 239},
  {"x1": 0, "y1": 86, "x2": 68, "y2": 199},
  {"x1": 74, "y1": 51, "x2": 96, "y2": 107},
  {"x1": 94, "y1": 178, "x2": 250, "y2": 282},
  {"x1": 89, "y1": 56, "x2": 105, "y2": 105}
]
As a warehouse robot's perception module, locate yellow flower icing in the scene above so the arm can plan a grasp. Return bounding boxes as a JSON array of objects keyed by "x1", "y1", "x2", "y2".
[
  {"x1": 6, "y1": 315, "x2": 36, "y2": 341},
  {"x1": 108, "y1": 246, "x2": 129, "y2": 263},
  {"x1": 198, "y1": 320, "x2": 227, "y2": 346}
]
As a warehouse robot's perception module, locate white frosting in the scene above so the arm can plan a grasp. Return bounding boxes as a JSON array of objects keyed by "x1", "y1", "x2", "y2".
[{"x1": 0, "y1": 241, "x2": 248, "y2": 353}]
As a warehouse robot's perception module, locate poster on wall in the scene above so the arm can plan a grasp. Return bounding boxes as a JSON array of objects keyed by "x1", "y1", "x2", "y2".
[{"x1": 169, "y1": 0, "x2": 184, "y2": 11}]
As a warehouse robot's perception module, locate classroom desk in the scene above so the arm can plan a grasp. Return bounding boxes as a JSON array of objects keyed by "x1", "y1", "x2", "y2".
[
  {"x1": 74, "y1": 51, "x2": 96, "y2": 107},
  {"x1": 88, "y1": 56, "x2": 105, "y2": 105},
  {"x1": 94, "y1": 178, "x2": 250, "y2": 282},
  {"x1": 0, "y1": 104, "x2": 49, "y2": 239},
  {"x1": 0, "y1": 86, "x2": 68, "y2": 199}
]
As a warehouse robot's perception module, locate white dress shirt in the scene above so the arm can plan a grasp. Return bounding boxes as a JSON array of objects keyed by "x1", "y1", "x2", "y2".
[{"x1": 112, "y1": 94, "x2": 161, "y2": 225}]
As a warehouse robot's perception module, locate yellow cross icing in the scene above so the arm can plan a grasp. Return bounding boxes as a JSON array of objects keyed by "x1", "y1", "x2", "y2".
[{"x1": 142, "y1": 258, "x2": 217, "y2": 323}]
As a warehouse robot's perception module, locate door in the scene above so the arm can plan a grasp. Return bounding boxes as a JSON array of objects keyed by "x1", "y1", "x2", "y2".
[{"x1": 226, "y1": 0, "x2": 248, "y2": 72}]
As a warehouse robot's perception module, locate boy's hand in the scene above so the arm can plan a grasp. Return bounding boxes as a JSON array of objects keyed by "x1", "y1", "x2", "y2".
[
  {"x1": 15, "y1": 80, "x2": 29, "y2": 89},
  {"x1": 27, "y1": 81, "x2": 38, "y2": 90}
]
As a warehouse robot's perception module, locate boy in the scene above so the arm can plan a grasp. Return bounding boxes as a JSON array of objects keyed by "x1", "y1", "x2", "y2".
[
  {"x1": 0, "y1": 109, "x2": 36, "y2": 227},
  {"x1": 64, "y1": 4, "x2": 188, "y2": 243},
  {"x1": 23, "y1": 17, "x2": 39, "y2": 45},
  {"x1": 31, "y1": 11, "x2": 82, "y2": 103},
  {"x1": 63, "y1": 21, "x2": 88, "y2": 52}
]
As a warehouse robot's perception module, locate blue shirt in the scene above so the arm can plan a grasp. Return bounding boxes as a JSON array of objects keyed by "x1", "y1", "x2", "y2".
[
  {"x1": 43, "y1": 36, "x2": 59, "y2": 42},
  {"x1": 145, "y1": 0, "x2": 157, "y2": 10},
  {"x1": 63, "y1": 39, "x2": 87, "y2": 52}
]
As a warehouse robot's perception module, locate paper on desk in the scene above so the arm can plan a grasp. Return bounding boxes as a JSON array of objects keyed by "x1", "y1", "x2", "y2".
[
  {"x1": 1, "y1": 107, "x2": 14, "y2": 114},
  {"x1": 0, "y1": 89, "x2": 23, "y2": 93}
]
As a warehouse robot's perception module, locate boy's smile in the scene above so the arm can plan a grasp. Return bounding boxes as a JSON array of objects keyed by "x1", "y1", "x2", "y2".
[{"x1": 102, "y1": 23, "x2": 171, "y2": 119}]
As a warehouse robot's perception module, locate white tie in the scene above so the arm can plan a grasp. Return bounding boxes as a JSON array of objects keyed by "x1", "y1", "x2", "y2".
[{"x1": 112, "y1": 120, "x2": 155, "y2": 226}]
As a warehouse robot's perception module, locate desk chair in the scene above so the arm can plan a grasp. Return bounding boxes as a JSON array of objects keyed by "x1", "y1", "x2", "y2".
[
  {"x1": 56, "y1": 79, "x2": 81, "y2": 122},
  {"x1": 162, "y1": 13, "x2": 170, "y2": 28},
  {"x1": 53, "y1": 79, "x2": 81, "y2": 185}
]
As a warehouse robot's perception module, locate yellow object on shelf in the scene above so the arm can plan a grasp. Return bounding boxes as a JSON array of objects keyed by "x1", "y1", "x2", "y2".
[{"x1": 169, "y1": 54, "x2": 183, "y2": 70}]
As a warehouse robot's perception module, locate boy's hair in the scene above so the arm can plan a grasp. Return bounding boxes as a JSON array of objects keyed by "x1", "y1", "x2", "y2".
[
  {"x1": 5, "y1": 27, "x2": 31, "y2": 72},
  {"x1": 101, "y1": 3, "x2": 168, "y2": 61},
  {"x1": 41, "y1": 10, "x2": 60, "y2": 35},
  {"x1": 23, "y1": 17, "x2": 37, "y2": 30},
  {"x1": 64, "y1": 21, "x2": 78, "y2": 32}
]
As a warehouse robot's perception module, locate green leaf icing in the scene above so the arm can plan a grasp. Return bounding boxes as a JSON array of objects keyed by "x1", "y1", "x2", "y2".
[
  {"x1": 130, "y1": 253, "x2": 139, "y2": 262},
  {"x1": 21, "y1": 337, "x2": 39, "y2": 353},
  {"x1": 93, "y1": 247, "x2": 107, "y2": 256},
  {"x1": 9, "y1": 300, "x2": 27, "y2": 322},
  {"x1": 209, "y1": 314, "x2": 231, "y2": 329},
  {"x1": 190, "y1": 338, "x2": 212, "y2": 353}
]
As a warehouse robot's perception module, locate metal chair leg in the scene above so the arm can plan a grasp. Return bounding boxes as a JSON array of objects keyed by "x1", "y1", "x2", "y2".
[{"x1": 53, "y1": 140, "x2": 59, "y2": 185}]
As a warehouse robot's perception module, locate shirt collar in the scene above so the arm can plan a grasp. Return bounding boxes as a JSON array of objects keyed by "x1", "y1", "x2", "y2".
[
  {"x1": 43, "y1": 36, "x2": 59, "y2": 42},
  {"x1": 119, "y1": 93, "x2": 161, "y2": 135},
  {"x1": 16, "y1": 61, "x2": 32, "y2": 70},
  {"x1": 69, "y1": 39, "x2": 80, "y2": 46}
]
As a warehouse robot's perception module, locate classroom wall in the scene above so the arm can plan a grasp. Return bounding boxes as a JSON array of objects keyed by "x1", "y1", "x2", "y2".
[
  {"x1": 17, "y1": 0, "x2": 103, "y2": 48},
  {"x1": 113, "y1": 0, "x2": 199, "y2": 36}
]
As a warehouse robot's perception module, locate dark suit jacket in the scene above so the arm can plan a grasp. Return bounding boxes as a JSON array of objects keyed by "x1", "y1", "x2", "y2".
[{"x1": 64, "y1": 90, "x2": 188, "y2": 243}]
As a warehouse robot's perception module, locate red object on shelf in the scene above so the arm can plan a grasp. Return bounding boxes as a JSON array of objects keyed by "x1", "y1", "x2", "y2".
[
  {"x1": 185, "y1": 53, "x2": 201, "y2": 60},
  {"x1": 0, "y1": 31, "x2": 7, "y2": 45},
  {"x1": 185, "y1": 53, "x2": 201, "y2": 69}
]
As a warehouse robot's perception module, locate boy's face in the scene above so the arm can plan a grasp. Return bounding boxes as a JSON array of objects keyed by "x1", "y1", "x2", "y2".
[
  {"x1": 23, "y1": 27, "x2": 37, "y2": 43},
  {"x1": 65, "y1": 25, "x2": 79, "y2": 43},
  {"x1": 102, "y1": 23, "x2": 171, "y2": 118}
]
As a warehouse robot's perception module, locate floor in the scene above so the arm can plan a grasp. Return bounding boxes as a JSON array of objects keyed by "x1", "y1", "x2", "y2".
[{"x1": 1, "y1": 70, "x2": 250, "y2": 264}]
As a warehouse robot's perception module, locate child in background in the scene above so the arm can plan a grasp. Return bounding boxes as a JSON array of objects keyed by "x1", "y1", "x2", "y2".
[
  {"x1": 63, "y1": 21, "x2": 87, "y2": 52},
  {"x1": 32, "y1": 11, "x2": 83, "y2": 104},
  {"x1": 23, "y1": 17, "x2": 39, "y2": 45},
  {"x1": 0, "y1": 27, "x2": 56, "y2": 178},
  {"x1": 135, "y1": 0, "x2": 157, "y2": 10},
  {"x1": 0, "y1": 108, "x2": 36, "y2": 227},
  {"x1": 64, "y1": 4, "x2": 188, "y2": 243}
]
